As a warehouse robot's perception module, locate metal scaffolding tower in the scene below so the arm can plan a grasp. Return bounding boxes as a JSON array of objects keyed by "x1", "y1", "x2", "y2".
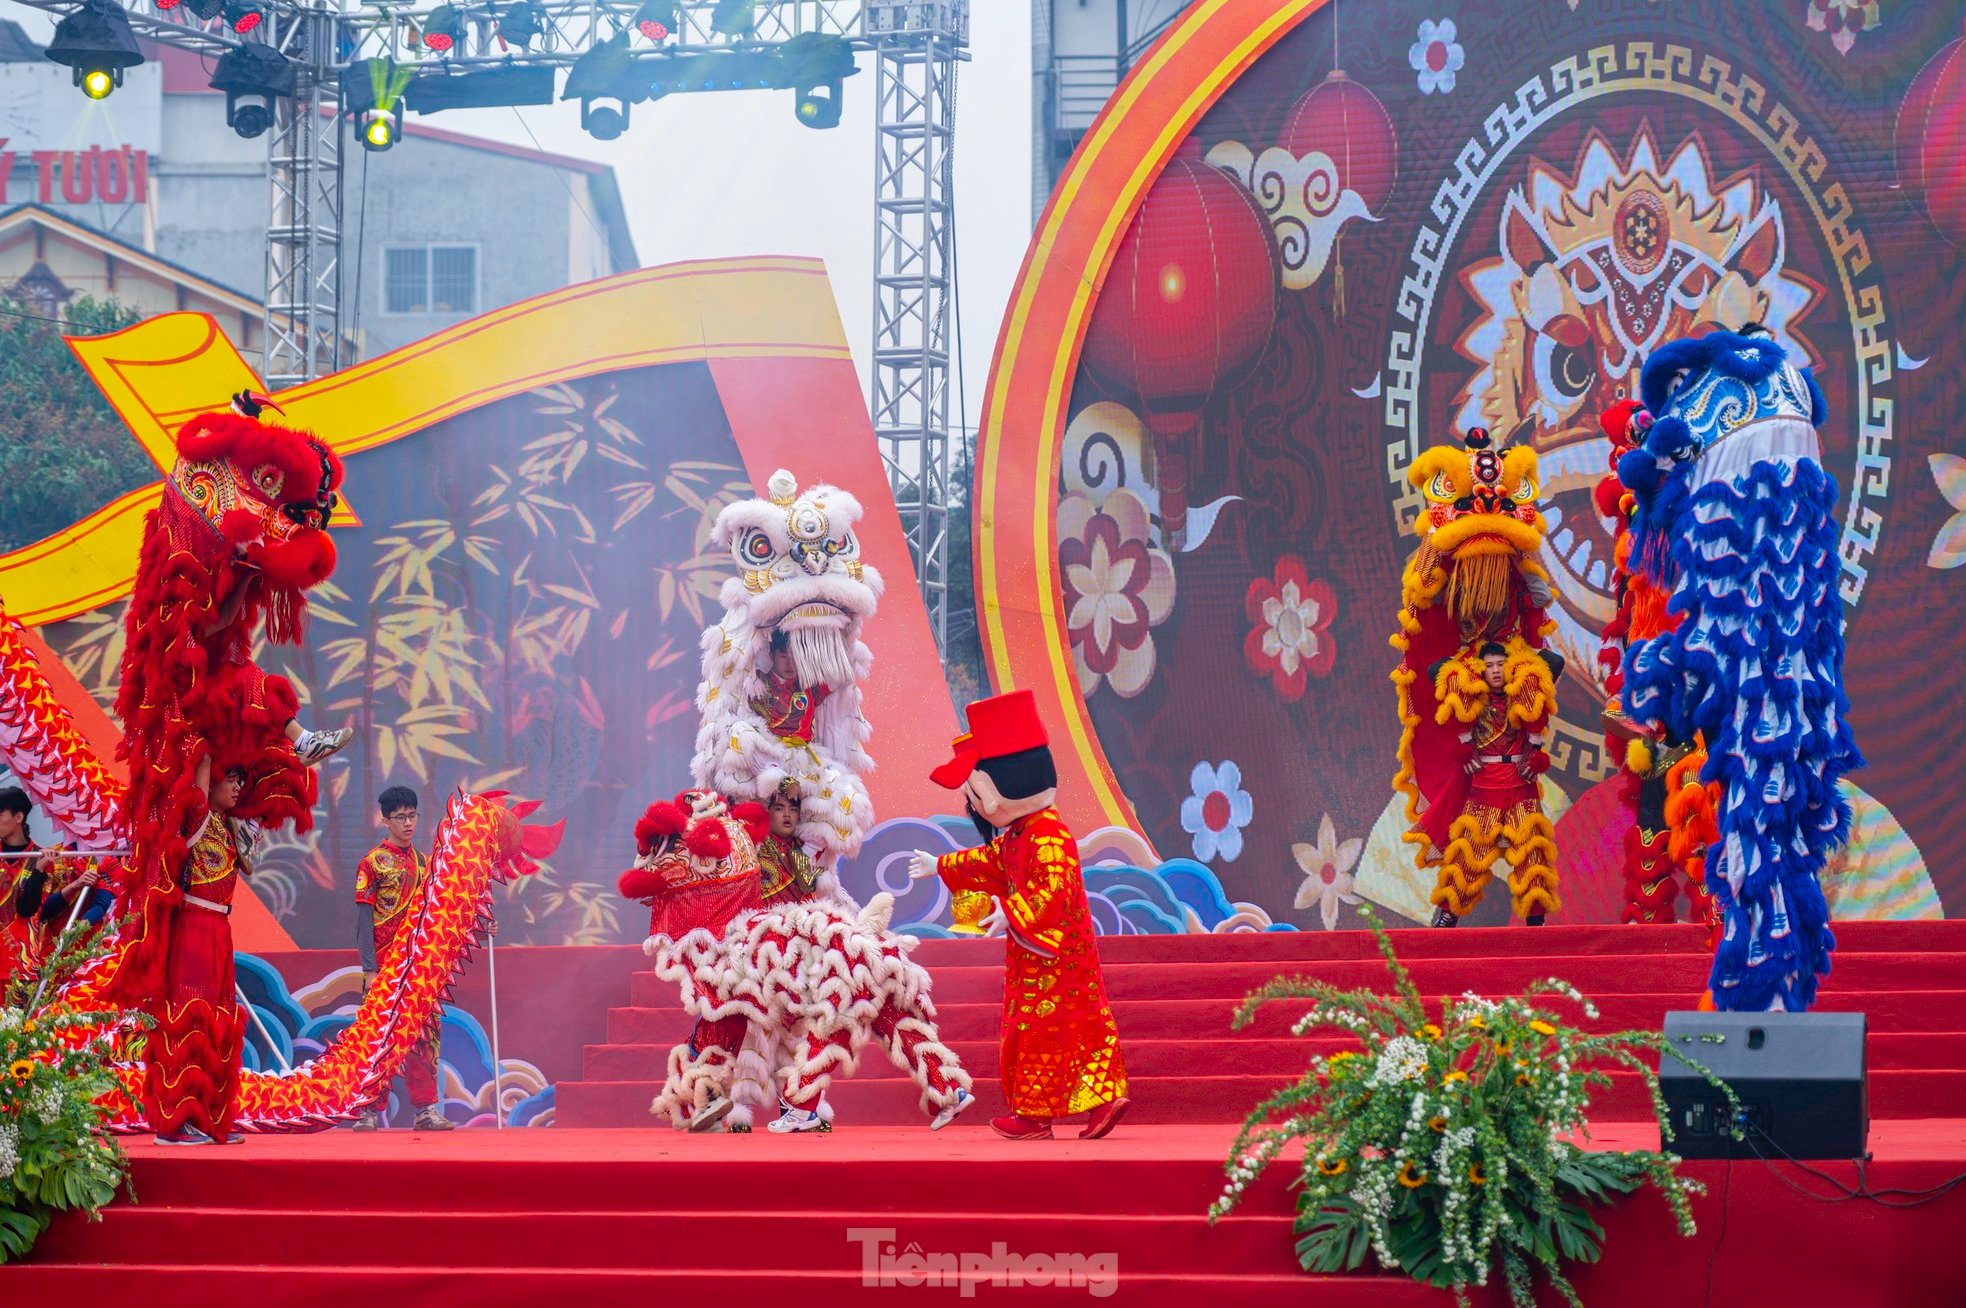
[
  {"x1": 16, "y1": 0, "x2": 967, "y2": 647},
  {"x1": 868, "y1": 1, "x2": 964, "y2": 651}
]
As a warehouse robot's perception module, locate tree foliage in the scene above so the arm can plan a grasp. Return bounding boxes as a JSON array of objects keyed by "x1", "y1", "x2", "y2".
[{"x1": 0, "y1": 295, "x2": 154, "y2": 553}]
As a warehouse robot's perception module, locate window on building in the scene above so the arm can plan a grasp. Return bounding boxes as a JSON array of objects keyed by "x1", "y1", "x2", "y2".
[{"x1": 382, "y1": 244, "x2": 478, "y2": 316}]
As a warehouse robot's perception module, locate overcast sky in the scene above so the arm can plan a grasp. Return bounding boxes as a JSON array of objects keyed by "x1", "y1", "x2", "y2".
[{"x1": 3, "y1": 2, "x2": 1036, "y2": 432}]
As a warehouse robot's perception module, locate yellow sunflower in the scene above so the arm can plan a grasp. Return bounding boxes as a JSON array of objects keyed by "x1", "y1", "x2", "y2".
[
  {"x1": 7, "y1": 1058, "x2": 33, "y2": 1082},
  {"x1": 1443, "y1": 1069, "x2": 1469, "y2": 1085},
  {"x1": 1529, "y1": 1020, "x2": 1557, "y2": 1037},
  {"x1": 1397, "y1": 1161, "x2": 1428, "y2": 1189},
  {"x1": 1428, "y1": 1115, "x2": 1448, "y2": 1133},
  {"x1": 1316, "y1": 1156, "x2": 1349, "y2": 1176},
  {"x1": 1468, "y1": 1164, "x2": 1487, "y2": 1186},
  {"x1": 1422, "y1": 1023, "x2": 1443, "y2": 1040},
  {"x1": 1465, "y1": 1015, "x2": 1486, "y2": 1031}
]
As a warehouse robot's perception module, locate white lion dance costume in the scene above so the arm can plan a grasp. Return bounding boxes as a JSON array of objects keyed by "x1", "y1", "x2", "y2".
[
  {"x1": 622, "y1": 792, "x2": 971, "y2": 1133},
  {"x1": 692, "y1": 468, "x2": 881, "y2": 878},
  {"x1": 1618, "y1": 326, "x2": 1860, "y2": 1012}
]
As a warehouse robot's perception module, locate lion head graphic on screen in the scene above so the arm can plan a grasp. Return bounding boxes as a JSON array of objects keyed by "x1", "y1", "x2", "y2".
[{"x1": 1451, "y1": 127, "x2": 1824, "y2": 706}]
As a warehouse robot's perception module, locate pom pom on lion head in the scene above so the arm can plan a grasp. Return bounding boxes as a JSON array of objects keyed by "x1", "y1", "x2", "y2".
[{"x1": 707, "y1": 468, "x2": 883, "y2": 695}]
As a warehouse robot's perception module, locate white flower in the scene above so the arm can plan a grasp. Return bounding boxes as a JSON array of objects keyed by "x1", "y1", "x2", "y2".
[
  {"x1": 0, "y1": 1008, "x2": 19, "y2": 1032},
  {"x1": 1180, "y1": 761, "x2": 1254, "y2": 863},
  {"x1": 0, "y1": 1123, "x2": 17, "y2": 1180},
  {"x1": 1371, "y1": 1035, "x2": 1429, "y2": 1087},
  {"x1": 1409, "y1": 19, "x2": 1466, "y2": 95},
  {"x1": 34, "y1": 1084, "x2": 62, "y2": 1124}
]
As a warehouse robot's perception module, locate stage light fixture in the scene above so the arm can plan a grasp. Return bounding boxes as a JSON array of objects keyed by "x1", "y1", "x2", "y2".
[
  {"x1": 44, "y1": 0, "x2": 144, "y2": 102},
  {"x1": 635, "y1": 1, "x2": 676, "y2": 41},
  {"x1": 210, "y1": 41, "x2": 294, "y2": 139},
  {"x1": 562, "y1": 31, "x2": 643, "y2": 141},
  {"x1": 223, "y1": 2, "x2": 263, "y2": 34},
  {"x1": 777, "y1": 33, "x2": 857, "y2": 131},
  {"x1": 341, "y1": 58, "x2": 411, "y2": 153},
  {"x1": 495, "y1": 1, "x2": 545, "y2": 51},
  {"x1": 186, "y1": 0, "x2": 227, "y2": 18},
  {"x1": 422, "y1": 4, "x2": 462, "y2": 53},
  {"x1": 406, "y1": 65, "x2": 555, "y2": 114}
]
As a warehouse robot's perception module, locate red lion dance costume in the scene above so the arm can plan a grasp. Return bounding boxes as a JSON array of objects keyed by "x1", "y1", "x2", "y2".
[
  {"x1": 622, "y1": 790, "x2": 972, "y2": 1134},
  {"x1": 113, "y1": 393, "x2": 345, "y2": 1135},
  {"x1": 1594, "y1": 400, "x2": 1716, "y2": 929}
]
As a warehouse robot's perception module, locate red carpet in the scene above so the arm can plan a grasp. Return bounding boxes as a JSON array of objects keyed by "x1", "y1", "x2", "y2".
[
  {"x1": 556, "y1": 919, "x2": 1966, "y2": 1126},
  {"x1": 11, "y1": 921, "x2": 1966, "y2": 1303}
]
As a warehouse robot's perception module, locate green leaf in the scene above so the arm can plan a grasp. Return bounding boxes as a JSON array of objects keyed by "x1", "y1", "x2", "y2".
[{"x1": 1294, "y1": 1200, "x2": 1371, "y2": 1274}]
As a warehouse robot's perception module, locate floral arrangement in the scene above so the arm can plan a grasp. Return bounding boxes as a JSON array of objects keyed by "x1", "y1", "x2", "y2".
[
  {"x1": 1209, "y1": 910, "x2": 1734, "y2": 1306},
  {"x1": 1, "y1": 926, "x2": 143, "y2": 1263}
]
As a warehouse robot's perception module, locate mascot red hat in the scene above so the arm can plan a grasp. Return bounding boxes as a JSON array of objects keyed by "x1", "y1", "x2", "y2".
[{"x1": 929, "y1": 689, "x2": 1050, "y2": 789}]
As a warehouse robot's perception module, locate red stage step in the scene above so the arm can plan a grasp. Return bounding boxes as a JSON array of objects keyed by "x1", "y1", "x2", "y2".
[
  {"x1": 14, "y1": 1125, "x2": 1966, "y2": 1306},
  {"x1": 555, "y1": 920, "x2": 1966, "y2": 1128}
]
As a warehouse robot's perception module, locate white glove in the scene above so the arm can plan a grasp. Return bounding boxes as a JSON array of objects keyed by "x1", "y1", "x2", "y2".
[
  {"x1": 907, "y1": 850, "x2": 940, "y2": 881},
  {"x1": 979, "y1": 902, "x2": 1007, "y2": 935}
]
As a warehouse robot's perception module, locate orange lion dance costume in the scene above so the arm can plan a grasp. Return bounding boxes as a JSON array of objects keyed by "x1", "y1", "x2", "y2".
[{"x1": 1391, "y1": 428, "x2": 1564, "y2": 927}]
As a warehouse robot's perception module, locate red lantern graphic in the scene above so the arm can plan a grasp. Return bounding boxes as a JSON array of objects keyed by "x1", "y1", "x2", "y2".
[
  {"x1": 1277, "y1": 68, "x2": 1398, "y2": 219},
  {"x1": 1896, "y1": 18, "x2": 1966, "y2": 248},
  {"x1": 1081, "y1": 139, "x2": 1279, "y2": 440}
]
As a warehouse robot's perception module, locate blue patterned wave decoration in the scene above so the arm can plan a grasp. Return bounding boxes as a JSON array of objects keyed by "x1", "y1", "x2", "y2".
[
  {"x1": 232, "y1": 953, "x2": 556, "y2": 1126},
  {"x1": 834, "y1": 817, "x2": 1296, "y2": 936}
]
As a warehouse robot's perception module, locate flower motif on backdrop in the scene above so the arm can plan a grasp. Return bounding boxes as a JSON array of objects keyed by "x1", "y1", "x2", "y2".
[
  {"x1": 1293, "y1": 813, "x2": 1364, "y2": 930},
  {"x1": 1181, "y1": 761, "x2": 1254, "y2": 864},
  {"x1": 1244, "y1": 555, "x2": 1336, "y2": 701},
  {"x1": 1806, "y1": 0, "x2": 1880, "y2": 55},
  {"x1": 1409, "y1": 20, "x2": 1465, "y2": 96},
  {"x1": 1058, "y1": 487, "x2": 1176, "y2": 698},
  {"x1": 1927, "y1": 454, "x2": 1966, "y2": 570}
]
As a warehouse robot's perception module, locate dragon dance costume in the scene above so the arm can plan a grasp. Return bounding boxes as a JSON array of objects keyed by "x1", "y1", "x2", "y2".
[
  {"x1": 356, "y1": 841, "x2": 445, "y2": 1118},
  {"x1": 1618, "y1": 326, "x2": 1859, "y2": 1012}
]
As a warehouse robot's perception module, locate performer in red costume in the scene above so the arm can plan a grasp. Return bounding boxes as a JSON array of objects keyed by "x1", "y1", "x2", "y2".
[
  {"x1": 757, "y1": 780, "x2": 820, "y2": 906},
  {"x1": 750, "y1": 629, "x2": 830, "y2": 745},
  {"x1": 910, "y1": 690, "x2": 1129, "y2": 1141},
  {"x1": 144, "y1": 765, "x2": 253, "y2": 1145},
  {"x1": 352, "y1": 786, "x2": 453, "y2": 1132},
  {"x1": 619, "y1": 789, "x2": 770, "y2": 1132}
]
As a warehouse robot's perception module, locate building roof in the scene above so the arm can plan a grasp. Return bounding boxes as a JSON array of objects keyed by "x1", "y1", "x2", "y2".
[
  {"x1": 0, "y1": 18, "x2": 42, "y2": 62},
  {"x1": 0, "y1": 202, "x2": 261, "y2": 312}
]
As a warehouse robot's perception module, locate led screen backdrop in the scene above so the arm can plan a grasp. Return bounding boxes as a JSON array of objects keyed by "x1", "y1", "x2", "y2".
[{"x1": 978, "y1": 0, "x2": 1966, "y2": 928}]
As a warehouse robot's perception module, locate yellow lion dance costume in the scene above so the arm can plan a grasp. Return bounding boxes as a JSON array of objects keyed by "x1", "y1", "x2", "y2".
[{"x1": 1391, "y1": 427, "x2": 1564, "y2": 926}]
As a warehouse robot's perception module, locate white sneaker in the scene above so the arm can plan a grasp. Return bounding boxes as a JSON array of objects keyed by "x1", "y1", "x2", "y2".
[
  {"x1": 687, "y1": 1096, "x2": 734, "y2": 1134},
  {"x1": 294, "y1": 726, "x2": 352, "y2": 764},
  {"x1": 766, "y1": 1105, "x2": 828, "y2": 1134},
  {"x1": 930, "y1": 1088, "x2": 974, "y2": 1131}
]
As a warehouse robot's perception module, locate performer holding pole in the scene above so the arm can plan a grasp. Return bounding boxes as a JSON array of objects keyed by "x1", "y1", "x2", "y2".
[
  {"x1": 352, "y1": 786, "x2": 453, "y2": 1132},
  {"x1": 910, "y1": 690, "x2": 1129, "y2": 1141}
]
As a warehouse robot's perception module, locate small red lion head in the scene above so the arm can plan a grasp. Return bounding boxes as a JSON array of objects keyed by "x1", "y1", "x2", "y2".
[{"x1": 170, "y1": 394, "x2": 345, "y2": 589}]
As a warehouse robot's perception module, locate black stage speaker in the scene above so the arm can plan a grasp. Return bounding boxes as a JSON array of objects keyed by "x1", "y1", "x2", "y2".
[{"x1": 1659, "y1": 1011, "x2": 1868, "y2": 1160}]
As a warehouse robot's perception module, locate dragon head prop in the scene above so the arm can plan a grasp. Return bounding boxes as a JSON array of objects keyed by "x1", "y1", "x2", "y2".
[{"x1": 707, "y1": 468, "x2": 884, "y2": 694}]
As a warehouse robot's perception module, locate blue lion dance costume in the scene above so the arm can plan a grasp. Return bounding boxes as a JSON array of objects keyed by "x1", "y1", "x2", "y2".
[{"x1": 1617, "y1": 327, "x2": 1860, "y2": 1012}]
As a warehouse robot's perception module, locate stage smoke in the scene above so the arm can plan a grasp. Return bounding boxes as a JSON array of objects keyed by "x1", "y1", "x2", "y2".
[{"x1": 788, "y1": 624, "x2": 853, "y2": 693}]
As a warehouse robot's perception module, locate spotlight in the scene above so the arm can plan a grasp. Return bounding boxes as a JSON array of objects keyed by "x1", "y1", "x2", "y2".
[
  {"x1": 210, "y1": 41, "x2": 294, "y2": 139},
  {"x1": 44, "y1": 0, "x2": 144, "y2": 101},
  {"x1": 562, "y1": 31, "x2": 642, "y2": 141},
  {"x1": 341, "y1": 58, "x2": 411, "y2": 153},
  {"x1": 422, "y1": 4, "x2": 462, "y2": 53},
  {"x1": 359, "y1": 109, "x2": 400, "y2": 151},
  {"x1": 495, "y1": 1, "x2": 545, "y2": 51},
  {"x1": 223, "y1": 2, "x2": 263, "y2": 34},
  {"x1": 635, "y1": 1, "x2": 675, "y2": 41},
  {"x1": 186, "y1": 0, "x2": 226, "y2": 17},
  {"x1": 156, "y1": 0, "x2": 182, "y2": 9},
  {"x1": 777, "y1": 33, "x2": 857, "y2": 130}
]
